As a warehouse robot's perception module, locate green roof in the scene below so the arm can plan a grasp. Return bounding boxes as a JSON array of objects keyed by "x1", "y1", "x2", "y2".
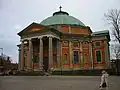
[
  {"x1": 92, "y1": 30, "x2": 110, "y2": 41},
  {"x1": 40, "y1": 11, "x2": 85, "y2": 26},
  {"x1": 92, "y1": 30, "x2": 109, "y2": 35}
]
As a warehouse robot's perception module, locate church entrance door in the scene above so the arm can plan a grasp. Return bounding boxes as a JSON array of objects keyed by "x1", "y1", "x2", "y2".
[{"x1": 43, "y1": 57, "x2": 48, "y2": 72}]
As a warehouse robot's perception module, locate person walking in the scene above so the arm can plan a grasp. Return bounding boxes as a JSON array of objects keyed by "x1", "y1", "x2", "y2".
[{"x1": 99, "y1": 70, "x2": 109, "y2": 90}]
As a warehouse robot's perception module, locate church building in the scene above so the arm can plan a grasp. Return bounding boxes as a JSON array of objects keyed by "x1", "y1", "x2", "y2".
[{"x1": 17, "y1": 7, "x2": 111, "y2": 73}]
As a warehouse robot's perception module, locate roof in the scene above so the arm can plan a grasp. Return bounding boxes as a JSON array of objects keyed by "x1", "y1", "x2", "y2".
[
  {"x1": 92, "y1": 30, "x2": 109, "y2": 35},
  {"x1": 92, "y1": 30, "x2": 110, "y2": 41},
  {"x1": 40, "y1": 10, "x2": 85, "y2": 26},
  {"x1": 18, "y1": 24, "x2": 63, "y2": 37},
  {"x1": 18, "y1": 22, "x2": 44, "y2": 36}
]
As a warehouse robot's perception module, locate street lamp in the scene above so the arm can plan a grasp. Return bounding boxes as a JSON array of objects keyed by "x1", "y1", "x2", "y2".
[
  {"x1": 0, "y1": 48, "x2": 3, "y2": 56},
  {"x1": 0, "y1": 48, "x2": 3, "y2": 72},
  {"x1": 0, "y1": 48, "x2": 3, "y2": 62}
]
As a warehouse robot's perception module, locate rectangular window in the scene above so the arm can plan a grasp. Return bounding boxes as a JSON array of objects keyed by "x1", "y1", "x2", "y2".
[
  {"x1": 64, "y1": 54, "x2": 67, "y2": 64},
  {"x1": 73, "y1": 51, "x2": 79, "y2": 64},
  {"x1": 95, "y1": 42, "x2": 100, "y2": 46},
  {"x1": 83, "y1": 54, "x2": 88, "y2": 63},
  {"x1": 96, "y1": 50, "x2": 101, "y2": 62}
]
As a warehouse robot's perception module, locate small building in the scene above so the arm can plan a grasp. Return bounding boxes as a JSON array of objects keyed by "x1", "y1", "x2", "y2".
[
  {"x1": 0, "y1": 55, "x2": 18, "y2": 73},
  {"x1": 17, "y1": 7, "x2": 111, "y2": 73}
]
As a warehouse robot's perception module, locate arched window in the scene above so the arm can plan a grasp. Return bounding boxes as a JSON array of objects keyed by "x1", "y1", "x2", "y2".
[
  {"x1": 73, "y1": 51, "x2": 79, "y2": 64},
  {"x1": 84, "y1": 54, "x2": 88, "y2": 63},
  {"x1": 96, "y1": 50, "x2": 101, "y2": 62},
  {"x1": 64, "y1": 54, "x2": 67, "y2": 64}
]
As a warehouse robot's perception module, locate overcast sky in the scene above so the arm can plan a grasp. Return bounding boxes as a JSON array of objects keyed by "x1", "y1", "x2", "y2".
[{"x1": 0, "y1": 0, "x2": 120, "y2": 63}]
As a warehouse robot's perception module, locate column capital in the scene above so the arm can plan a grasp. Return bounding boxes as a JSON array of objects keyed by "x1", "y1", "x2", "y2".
[
  {"x1": 38, "y1": 36, "x2": 43, "y2": 39},
  {"x1": 20, "y1": 39, "x2": 24, "y2": 42},
  {"x1": 68, "y1": 39, "x2": 75, "y2": 42},
  {"x1": 18, "y1": 48, "x2": 21, "y2": 51},
  {"x1": 27, "y1": 38, "x2": 32, "y2": 41},
  {"x1": 48, "y1": 35, "x2": 60, "y2": 40},
  {"x1": 48, "y1": 35, "x2": 53, "y2": 38},
  {"x1": 88, "y1": 40, "x2": 93, "y2": 43},
  {"x1": 79, "y1": 40, "x2": 82, "y2": 42}
]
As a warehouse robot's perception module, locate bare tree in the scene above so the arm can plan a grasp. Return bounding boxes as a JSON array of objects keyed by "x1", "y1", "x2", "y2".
[
  {"x1": 105, "y1": 9, "x2": 120, "y2": 43},
  {"x1": 111, "y1": 44, "x2": 120, "y2": 59}
]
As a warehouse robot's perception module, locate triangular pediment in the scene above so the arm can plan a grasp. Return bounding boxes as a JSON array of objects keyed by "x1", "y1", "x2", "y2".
[
  {"x1": 18, "y1": 22, "x2": 45, "y2": 36},
  {"x1": 18, "y1": 22, "x2": 63, "y2": 37}
]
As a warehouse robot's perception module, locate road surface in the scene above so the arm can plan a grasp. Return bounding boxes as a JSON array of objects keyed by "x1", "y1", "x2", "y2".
[{"x1": 0, "y1": 76, "x2": 120, "y2": 90}]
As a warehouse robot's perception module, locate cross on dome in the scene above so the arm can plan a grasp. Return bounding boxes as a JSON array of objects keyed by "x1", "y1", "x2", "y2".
[{"x1": 59, "y1": 6, "x2": 62, "y2": 11}]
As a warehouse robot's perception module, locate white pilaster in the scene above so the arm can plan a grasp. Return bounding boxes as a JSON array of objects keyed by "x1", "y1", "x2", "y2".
[
  {"x1": 89, "y1": 41, "x2": 94, "y2": 69},
  {"x1": 69, "y1": 40, "x2": 73, "y2": 68},
  {"x1": 80, "y1": 41, "x2": 83, "y2": 68}
]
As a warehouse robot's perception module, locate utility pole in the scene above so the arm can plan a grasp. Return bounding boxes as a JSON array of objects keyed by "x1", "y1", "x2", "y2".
[
  {"x1": 0, "y1": 48, "x2": 3, "y2": 56},
  {"x1": 0, "y1": 48, "x2": 3, "y2": 73}
]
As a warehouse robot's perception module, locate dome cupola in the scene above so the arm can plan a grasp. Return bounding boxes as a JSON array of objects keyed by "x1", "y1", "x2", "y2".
[{"x1": 40, "y1": 6, "x2": 85, "y2": 26}]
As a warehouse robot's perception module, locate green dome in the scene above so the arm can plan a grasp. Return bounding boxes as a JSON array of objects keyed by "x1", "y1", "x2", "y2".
[{"x1": 40, "y1": 11, "x2": 85, "y2": 26}]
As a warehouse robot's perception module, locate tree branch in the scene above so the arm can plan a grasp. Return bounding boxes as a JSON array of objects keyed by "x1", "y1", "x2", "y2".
[{"x1": 105, "y1": 9, "x2": 120, "y2": 43}]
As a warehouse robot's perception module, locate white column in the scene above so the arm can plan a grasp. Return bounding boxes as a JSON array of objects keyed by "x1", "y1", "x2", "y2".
[
  {"x1": 48, "y1": 36, "x2": 53, "y2": 71},
  {"x1": 18, "y1": 48, "x2": 21, "y2": 70},
  {"x1": 27, "y1": 39, "x2": 32, "y2": 70},
  {"x1": 39, "y1": 37, "x2": 43, "y2": 71},
  {"x1": 20, "y1": 40, "x2": 24, "y2": 70}
]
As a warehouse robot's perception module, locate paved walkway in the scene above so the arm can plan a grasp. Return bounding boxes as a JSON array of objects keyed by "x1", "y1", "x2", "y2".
[{"x1": 0, "y1": 76, "x2": 120, "y2": 90}]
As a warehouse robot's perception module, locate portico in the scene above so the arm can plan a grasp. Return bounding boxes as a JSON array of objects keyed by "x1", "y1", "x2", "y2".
[{"x1": 19, "y1": 32, "x2": 61, "y2": 72}]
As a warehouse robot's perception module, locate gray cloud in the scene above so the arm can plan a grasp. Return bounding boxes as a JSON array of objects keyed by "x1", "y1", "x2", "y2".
[{"x1": 0, "y1": 0, "x2": 120, "y2": 62}]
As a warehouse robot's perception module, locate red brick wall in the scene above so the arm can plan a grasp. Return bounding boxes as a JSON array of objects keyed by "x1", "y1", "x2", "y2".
[
  {"x1": 23, "y1": 24, "x2": 106, "y2": 70},
  {"x1": 62, "y1": 40, "x2": 70, "y2": 68},
  {"x1": 92, "y1": 40, "x2": 105, "y2": 68},
  {"x1": 60, "y1": 25, "x2": 90, "y2": 35}
]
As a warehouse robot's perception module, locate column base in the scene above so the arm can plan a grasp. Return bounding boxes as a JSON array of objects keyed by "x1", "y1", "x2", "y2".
[
  {"x1": 39, "y1": 67, "x2": 44, "y2": 71},
  {"x1": 33, "y1": 69, "x2": 41, "y2": 71},
  {"x1": 47, "y1": 68, "x2": 53, "y2": 75},
  {"x1": 27, "y1": 68, "x2": 33, "y2": 72}
]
